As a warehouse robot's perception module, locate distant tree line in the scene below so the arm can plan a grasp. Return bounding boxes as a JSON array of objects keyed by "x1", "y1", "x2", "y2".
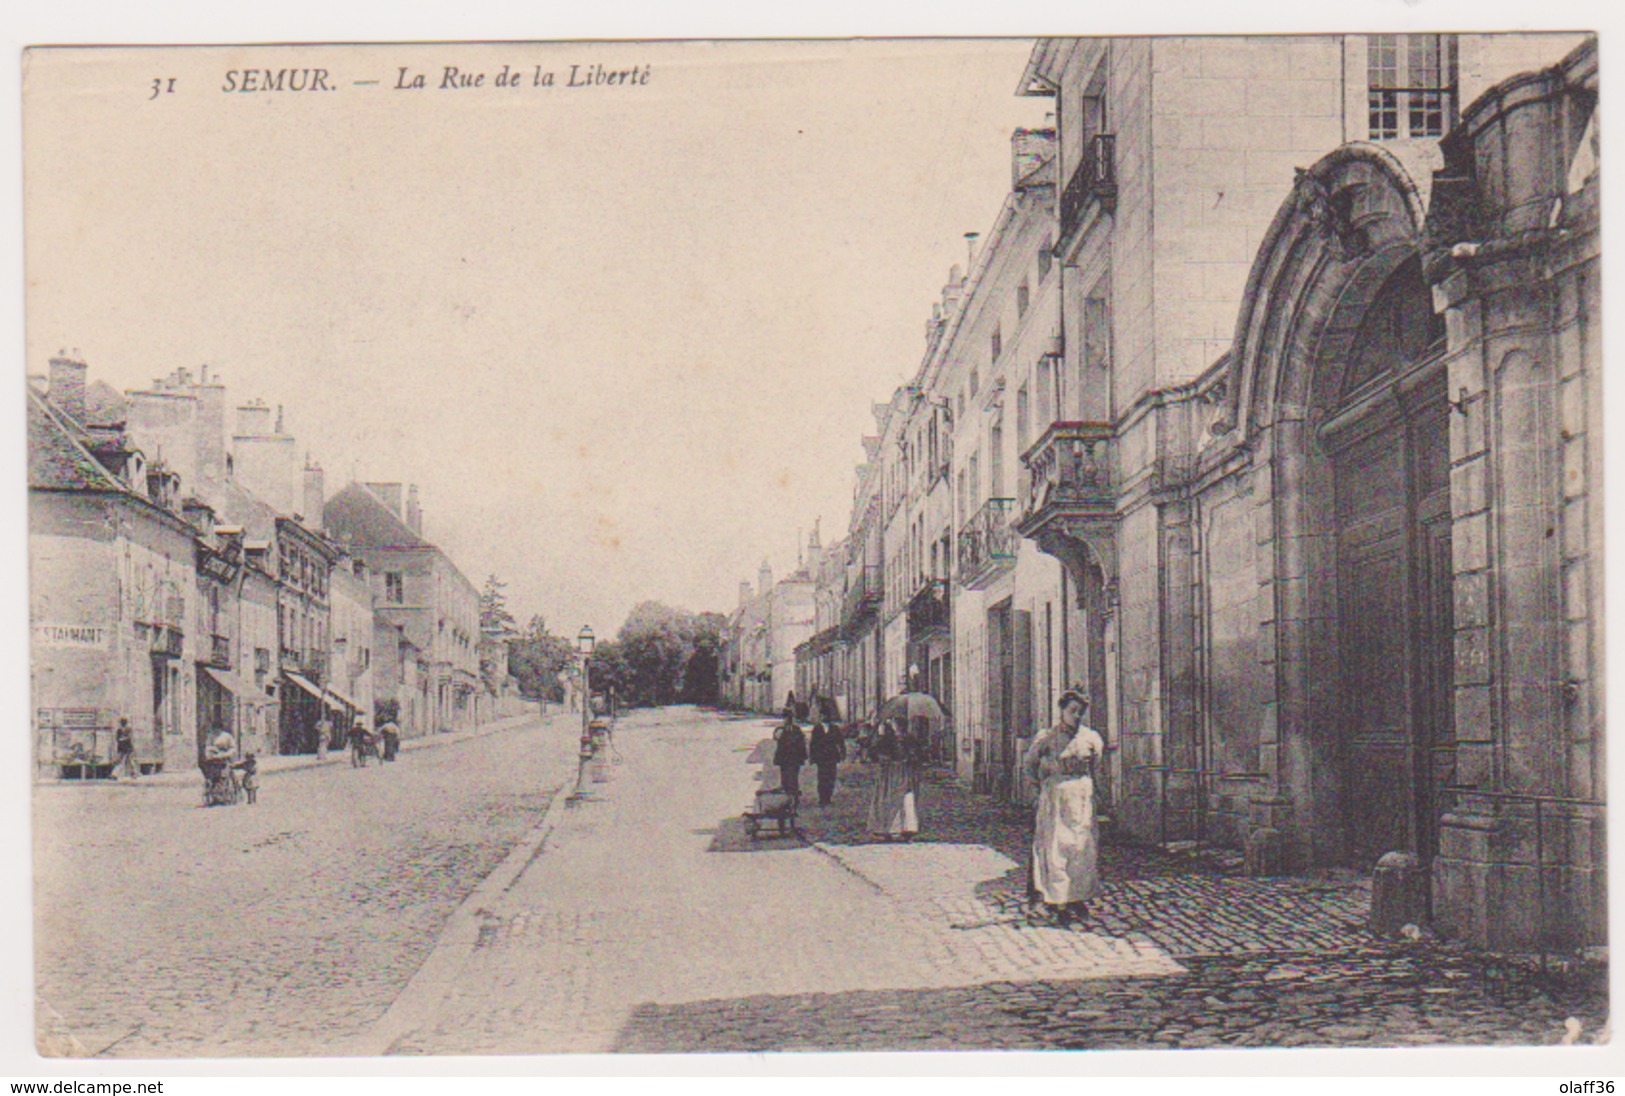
[
  {"x1": 589, "y1": 601, "x2": 726, "y2": 709},
  {"x1": 489, "y1": 587, "x2": 724, "y2": 710}
]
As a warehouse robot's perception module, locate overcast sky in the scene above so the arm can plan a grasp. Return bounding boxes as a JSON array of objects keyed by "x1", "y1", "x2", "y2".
[{"x1": 24, "y1": 39, "x2": 1046, "y2": 635}]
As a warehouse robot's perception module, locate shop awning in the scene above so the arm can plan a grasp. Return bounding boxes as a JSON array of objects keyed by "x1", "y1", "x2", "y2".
[
  {"x1": 281, "y1": 670, "x2": 324, "y2": 702},
  {"x1": 204, "y1": 665, "x2": 272, "y2": 706},
  {"x1": 324, "y1": 684, "x2": 359, "y2": 713}
]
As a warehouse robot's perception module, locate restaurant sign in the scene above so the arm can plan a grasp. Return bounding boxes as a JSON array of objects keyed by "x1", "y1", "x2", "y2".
[{"x1": 34, "y1": 623, "x2": 111, "y2": 649}]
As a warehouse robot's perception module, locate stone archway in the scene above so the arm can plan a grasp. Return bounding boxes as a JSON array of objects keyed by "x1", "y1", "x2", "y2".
[{"x1": 1224, "y1": 144, "x2": 1448, "y2": 871}]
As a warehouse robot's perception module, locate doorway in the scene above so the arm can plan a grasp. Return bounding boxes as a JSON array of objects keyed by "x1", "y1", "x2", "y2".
[{"x1": 1323, "y1": 258, "x2": 1453, "y2": 868}]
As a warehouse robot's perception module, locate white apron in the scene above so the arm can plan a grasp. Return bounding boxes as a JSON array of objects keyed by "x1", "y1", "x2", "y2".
[{"x1": 1031, "y1": 727, "x2": 1103, "y2": 905}]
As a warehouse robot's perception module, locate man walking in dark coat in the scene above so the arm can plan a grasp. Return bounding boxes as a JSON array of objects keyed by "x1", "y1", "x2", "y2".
[
  {"x1": 772, "y1": 711, "x2": 808, "y2": 801},
  {"x1": 807, "y1": 720, "x2": 846, "y2": 806}
]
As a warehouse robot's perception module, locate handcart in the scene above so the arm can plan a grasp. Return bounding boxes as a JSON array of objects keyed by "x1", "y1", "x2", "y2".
[{"x1": 742, "y1": 787, "x2": 801, "y2": 841}]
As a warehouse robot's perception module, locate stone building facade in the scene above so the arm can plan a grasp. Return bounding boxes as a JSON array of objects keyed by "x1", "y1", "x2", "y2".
[
  {"x1": 777, "y1": 33, "x2": 1600, "y2": 953},
  {"x1": 1015, "y1": 33, "x2": 1597, "y2": 949},
  {"x1": 324, "y1": 482, "x2": 483, "y2": 736}
]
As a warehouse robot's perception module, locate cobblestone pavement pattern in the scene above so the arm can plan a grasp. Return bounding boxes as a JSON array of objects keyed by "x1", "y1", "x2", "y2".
[
  {"x1": 34, "y1": 712, "x2": 579, "y2": 1057},
  {"x1": 395, "y1": 708, "x2": 1608, "y2": 1055}
]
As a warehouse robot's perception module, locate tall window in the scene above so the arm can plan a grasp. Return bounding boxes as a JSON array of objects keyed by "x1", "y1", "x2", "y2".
[
  {"x1": 991, "y1": 327, "x2": 1003, "y2": 362},
  {"x1": 1084, "y1": 294, "x2": 1111, "y2": 371},
  {"x1": 1038, "y1": 239, "x2": 1053, "y2": 280},
  {"x1": 386, "y1": 571, "x2": 404, "y2": 603},
  {"x1": 1016, "y1": 384, "x2": 1031, "y2": 456},
  {"x1": 990, "y1": 420, "x2": 1005, "y2": 499},
  {"x1": 1016, "y1": 280, "x2": 1030, "y2": 319},
  {"x1": 1368, "y1": 34, "x2": 1458, "y2": 140}
]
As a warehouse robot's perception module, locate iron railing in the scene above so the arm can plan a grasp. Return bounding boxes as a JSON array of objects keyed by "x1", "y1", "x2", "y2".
[
  {"x1": 1060, "y1": 133, "x2": 1117, "y2": 240},
  {"x1": 957, "y1": 498, "x2": 1018, "y2": 589}
]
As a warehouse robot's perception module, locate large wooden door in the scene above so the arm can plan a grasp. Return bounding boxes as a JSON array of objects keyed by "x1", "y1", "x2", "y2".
[{"x1": 1332, "y1": 377, "x2": 1452, "y2": 869}]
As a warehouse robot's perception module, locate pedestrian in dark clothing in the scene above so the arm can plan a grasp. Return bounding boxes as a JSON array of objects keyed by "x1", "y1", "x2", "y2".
[
  {"x1": 378, "y1": 719, "x2": 401, "y2": 762},
  {"x1": 807, "y1": 721, "x2": 846, "y2": 806},
  {"x1": 114, "y1": 717, "x2": 138, "y2": 780},
  {"x1": 772, "y1": 714, "x2": 808, "y2": 800},
  {"x1": 237, "y1": 753, "x2": 259, "y2": 805}
]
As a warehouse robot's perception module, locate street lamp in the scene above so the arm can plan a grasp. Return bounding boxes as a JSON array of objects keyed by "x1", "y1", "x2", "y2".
[
  {"x1": 576, "y1": 624, "x2": 595, "y2": 725},
  {"x1": 570, "y1": 624, "x2": 597, "y2": 802}
]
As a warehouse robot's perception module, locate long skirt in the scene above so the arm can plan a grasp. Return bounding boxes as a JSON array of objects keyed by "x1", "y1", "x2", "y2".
[
  {"x1": 1033, "y1": 774, "x2": 1098, "y2": 905},
  {"x1": 814, "y1": 763, "x2": 838, "y2": 805},
  {"x1": 868, "y1": 761, "x2": 919, "y2": 836}
]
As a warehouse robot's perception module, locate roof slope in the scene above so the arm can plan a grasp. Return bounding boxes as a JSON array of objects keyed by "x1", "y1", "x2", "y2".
[
  {"x1": 27, "y1": 388, "x2": 126, "y2": 492},
  {"x1": 323, "y1": 481, "x2": 430, "y2": 550}
]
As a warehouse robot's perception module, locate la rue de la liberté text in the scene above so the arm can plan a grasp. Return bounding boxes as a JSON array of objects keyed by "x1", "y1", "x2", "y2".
[{"x1": 211, "y1": 63, "x2": 652, "y2": 95}]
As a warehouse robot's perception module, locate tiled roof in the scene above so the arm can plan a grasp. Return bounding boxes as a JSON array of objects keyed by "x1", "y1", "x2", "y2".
[
  {"x1": 82, "y1": 380, "x2": 129, "y2": 427},
  {"x1": 27, "y1": 389, "x2": 126, "y2": 492},
  {"x1": 323, "y1": 482, "x2": 430, "y2": 550}
]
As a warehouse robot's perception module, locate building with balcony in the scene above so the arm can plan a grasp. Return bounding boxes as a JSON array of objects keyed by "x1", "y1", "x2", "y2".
[
  {"x1": 918, "y1": 127, "x2": 1082, "y2": 796},
  {"x1": 840, "y1": 434, "x2": 888, "y2": 724},
  {"x1": 793, "y1": 532, "x2": 849, "y2": 717},
  {"x1": 1015, "y1": 33, "x2": 1597, "y2": 950},
  {"x1": 28, "y1": 362, "x2": 204, "y2": 778}
]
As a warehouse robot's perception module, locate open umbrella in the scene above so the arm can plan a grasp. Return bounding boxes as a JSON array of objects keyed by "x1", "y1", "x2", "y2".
[
  {"x1": 878, "y1": 691, "x2": 952, "y2": 764},
  {"x1": 877, "y1": 692, "x2": 948, "y2": 729}
]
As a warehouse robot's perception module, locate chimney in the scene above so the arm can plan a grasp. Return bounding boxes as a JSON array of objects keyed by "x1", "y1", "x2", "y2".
[
  {"x1": 236, "y1": 399, "x2": 274, "y2": 436},
  {"x1": 303, "y1": 460, "x2": 326, "y2": 532},
  {"x1": 48, "y1": 354, "x2": 88, "y2": 423},
  {"x1": 739, "y1": 581, "x2": 753, "y2": 610},
  {"x1": 195, "y1": 371, "x2": 226, "y2": 490},
  {"x1": 406, "y1": 484, "x2": 422, "y2": 534},
  {"x1": 758, "y1": 559, "x2": 773, "y2": 599},
  {"x1": 964, "y1": 233, "x2": 980, "y2": 270}
]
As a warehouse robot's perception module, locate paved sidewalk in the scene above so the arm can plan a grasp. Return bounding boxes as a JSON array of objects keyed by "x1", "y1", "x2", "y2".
[
  {"x1": 58, "y1": 708, "x2": 557, "y2": 791},
  {"x1": 801, "y1": 752, "x2": 1370, "y2": 960}
]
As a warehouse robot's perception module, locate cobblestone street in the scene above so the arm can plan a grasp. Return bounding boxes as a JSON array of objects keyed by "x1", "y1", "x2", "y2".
[
  {"x1": 34, "y1": 712, "x2": 580, "y2": 1057},
  {"x1": 388, "y1": 707, "x2": 1608, "y2": 1055}
]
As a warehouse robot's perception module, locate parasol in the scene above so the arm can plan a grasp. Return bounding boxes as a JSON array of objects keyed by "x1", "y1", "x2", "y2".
[{"x1": 877, "y1": 691, "x2": 949, "y2": 730}]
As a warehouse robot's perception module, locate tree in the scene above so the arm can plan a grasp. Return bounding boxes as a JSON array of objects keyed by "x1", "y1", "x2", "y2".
[
  {"x1": 479, "y1": 574, "x2": 518, "y2": 634},
  {"x1": 586, "y1": 601, "x2": 724, "y2": 708},
  {"x1": 506, "y1": 614, "x2": 576, "y2": 703}
]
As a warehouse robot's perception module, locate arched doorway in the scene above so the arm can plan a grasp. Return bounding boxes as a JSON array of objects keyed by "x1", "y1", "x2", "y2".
[
  {"x1": 1317, "y1": 256, "x2": 1452, "y2": 867},
  {"x1": 1224, "y1": 145, "x2": 1454, "y2": 872}
]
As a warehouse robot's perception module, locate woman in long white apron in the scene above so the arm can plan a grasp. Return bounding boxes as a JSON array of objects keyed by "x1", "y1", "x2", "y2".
[{"x1": 1021, "y1": 689, "x2": 1105, "y2": 925}]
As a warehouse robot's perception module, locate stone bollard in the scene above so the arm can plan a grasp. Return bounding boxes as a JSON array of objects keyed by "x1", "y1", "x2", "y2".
[
  {"x1": 1245, "y1": 827, "x2": 1288, "y2": 876},
  {"x1": 1369, "y1": 850, "x2": 1430, "y2": 937}
]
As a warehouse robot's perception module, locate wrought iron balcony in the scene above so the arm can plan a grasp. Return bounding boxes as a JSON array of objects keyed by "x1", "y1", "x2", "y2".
[
  {"x1": 1059, "y1": 133, "x2": 1117, "y2": 242},
  {"x1": 208, "y1": 633, "x2": 232, "y2": 670},
  {"x1": 148, "y1": 624, "x2": 183, "y2": 659},
  {"x1": 957, "y1": 498, "x2": 1019, "y2": 590},
  {"x1": 906, "y1": 577, "x2": 950, "y2": 638},
  {"x1": 1018, "y1": 422, "x2": 1114, "y2": 532},
  {"x1": 840, "y1": 564, "x2": 883, "y2": 631}
]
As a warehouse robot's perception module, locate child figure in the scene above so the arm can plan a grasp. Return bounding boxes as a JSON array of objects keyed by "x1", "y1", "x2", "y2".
[{"x1": 239, "y1": 752, "x2": 259, "y2": 805}]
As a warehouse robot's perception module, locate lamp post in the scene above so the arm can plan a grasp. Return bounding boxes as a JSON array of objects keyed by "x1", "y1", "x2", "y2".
[
  {"x1": 577, "y1": 623, "x2": 596, "y2": 736},
  {"x1": 568, "y1": 625, "x2": 596, "y2": 802}
]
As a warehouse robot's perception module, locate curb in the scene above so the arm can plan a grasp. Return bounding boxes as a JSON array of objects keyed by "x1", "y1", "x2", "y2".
[
  {"x1": 41, "y1": 711, "x2": 562, "y2": 791},
  {"x1": 347, "y1": 773, "x2": 576, "y2": 1057}
]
